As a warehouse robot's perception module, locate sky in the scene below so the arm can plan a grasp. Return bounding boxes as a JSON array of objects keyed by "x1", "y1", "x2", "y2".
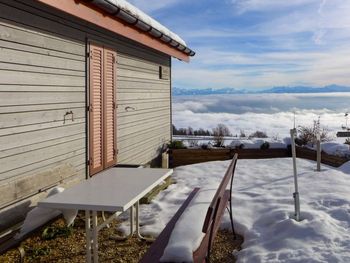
[{"x1": 128, "y1": 0, "x2": 350, "y2": 91}]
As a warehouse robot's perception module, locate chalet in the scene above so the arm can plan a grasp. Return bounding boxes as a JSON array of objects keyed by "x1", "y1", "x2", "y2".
[{"x1": 0, "y1": 0, "x2": 194, "y2": 233}]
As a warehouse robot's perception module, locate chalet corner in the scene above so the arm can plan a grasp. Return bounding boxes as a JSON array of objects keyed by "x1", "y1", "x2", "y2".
[{"x1": 0, "y1": 0, "x2": 194, "y2": 233}]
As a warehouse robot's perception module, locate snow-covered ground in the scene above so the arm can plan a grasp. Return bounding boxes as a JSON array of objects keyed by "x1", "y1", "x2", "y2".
[
  {"x1": 120, "y1": 158, "x2": 350, "y2": 262},
  {"x1": 319, "y1": 142, "x2": 350, "y2": 158}
]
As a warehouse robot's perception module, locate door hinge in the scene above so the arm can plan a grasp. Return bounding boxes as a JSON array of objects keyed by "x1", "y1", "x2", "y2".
[
  {"x1": 87, "y1": 51, "x2": 92, "y2": 59},
  {"x1": 112, "y1": 55, "x2": 116, "y2": 64},
  {"x1": 87, "y1": 104, "x2": 93, "y2": 112},
  {"x1": 113, "y1": 101, "x2": 118, "y2": 109},
  {"x1": 113, "y1": 149, "x2": 119, "y2": 156},
  {"x1": 87, "y1": 158, "x2": 92, "y2": 165}
]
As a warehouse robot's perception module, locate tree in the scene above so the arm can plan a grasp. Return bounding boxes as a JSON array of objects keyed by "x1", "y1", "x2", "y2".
[
  {"x1": 187, "y1": 126, "x2": 194, "y2": 135},
  {"x1": 212, "y1": 124, "x2": 231, "y2": 147},
  {"x1": 249, "y1": 130, "x2": 268, "y2": 139},
  {"x1": 239, "y1": 130, "x2": 246, "y2": 138},
  {"x1": 172, "y1": 125, "x2": 178, "y2": 135},
  {"x1": 297, "y1": 117, "x2": 330, "y2": 146}
]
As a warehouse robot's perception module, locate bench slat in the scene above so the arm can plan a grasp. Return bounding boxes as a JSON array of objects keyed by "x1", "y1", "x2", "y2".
[
  {"x1": 140, "y1": 154, "x2": 238, "y2": 263},
  {"x1": 139, "y1": 187, "x2": 201, "y2": 263},
  {"x1": 202, "y1": 154, "x2": 238, "y2": 234},
  {"x1": 193, "y1": 190, "x2": 231, "y2": 263}
]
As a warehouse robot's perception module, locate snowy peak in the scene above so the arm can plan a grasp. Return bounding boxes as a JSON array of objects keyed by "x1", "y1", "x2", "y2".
[
  {"x1": 263, "y1": 85, "x2": 350, "y2": 94},
  {"x1": 172, "y1": 85, "x2": 350, "y2": 96}
]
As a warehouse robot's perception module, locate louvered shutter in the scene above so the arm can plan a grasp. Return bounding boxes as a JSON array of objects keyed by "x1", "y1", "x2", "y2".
[
  {"x1": 103, "y1": 48, "x2": 117, "y2": 168},
  {"x1": 89, "y1": 44, "x2": 104, "y2": 175}
]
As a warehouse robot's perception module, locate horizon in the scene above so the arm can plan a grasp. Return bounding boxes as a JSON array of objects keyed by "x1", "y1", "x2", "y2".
[
  {"x1": 128, "y1": 0, "x2": 350, "y2": 91},
  {"x1": 171, "y1": 84, "x2": 350, "y2": 95}
]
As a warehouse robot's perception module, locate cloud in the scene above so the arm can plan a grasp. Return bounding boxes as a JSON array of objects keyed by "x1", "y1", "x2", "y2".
[
  {"x1": 126, "y1": 0, "x2": 350, "y2": 91},
  {"x1": 174, "y1": 45, "x2": 350, "y2": 89},
  {"x1": 173, "y1": 108, "x2": 345, "y2": 138},
  {"x1": 172, "y1": 94, "x2": 350, "y2": 137},
  {"x1": 318, "y1": 0, "x2": 327, "y2": 14},
  {"x1": 230, "y1": 0, "x2": 319, "y2": 14}
]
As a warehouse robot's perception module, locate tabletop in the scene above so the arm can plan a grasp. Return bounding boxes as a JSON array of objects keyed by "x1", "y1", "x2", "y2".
[{"x1": 38, "y1": 167, "x2": 173, "y2": 211}]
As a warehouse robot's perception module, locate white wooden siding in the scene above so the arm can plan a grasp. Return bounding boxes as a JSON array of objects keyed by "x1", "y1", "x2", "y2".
[{"x1": 0, "y1": 0, "x2": 171, "y2": 229}]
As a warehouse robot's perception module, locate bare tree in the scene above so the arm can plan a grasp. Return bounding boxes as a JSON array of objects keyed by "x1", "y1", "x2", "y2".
[
  {"x1": 297, "y1": 117, "x2": 330, "y2": 146},
  {"x1": 212, "y1": 124, "x2": 231, "y2": 147},
  {"x1": 239, "y1": 130, "x2": 246, "y2": 138},
  {"x1": 249, "y1": 130, "x2": 268, "y2": 139}
]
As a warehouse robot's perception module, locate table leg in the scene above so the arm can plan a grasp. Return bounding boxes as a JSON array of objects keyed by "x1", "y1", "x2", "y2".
[
  {"x1": 101, "y1": 211, "x2": 110, "y2": 228},
  {"x1": 135, "y1": 201, "x2": 154, "y2": 241},
  {"x1": 85, "y1": 210, "x2": 92, "y2": 263},
  {"x1": 92, "y1": 211, "x2": 99, "y2": 263},
  {"x1": 129, "y1": 205, "x2": 135, "y2": 237}
]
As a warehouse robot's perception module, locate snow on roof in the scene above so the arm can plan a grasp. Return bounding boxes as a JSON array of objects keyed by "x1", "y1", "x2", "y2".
[
  {"x1": 106, "y1": 0, "x2": 186, "y2": 46},
  {"x1": 90, "y1": 0, "x2": 194, "y2": 55}
]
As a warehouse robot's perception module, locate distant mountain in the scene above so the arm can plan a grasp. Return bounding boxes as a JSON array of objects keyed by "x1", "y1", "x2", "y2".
[
  {"x1": 172, "y1": 85, "x2": 350, "y2": 96},
  {"x1": 172, "y1": 87, "x2": 247, "y2": 96},
  {"x1": 262, "y1": 85, "x2": 350, "y2": 93}
]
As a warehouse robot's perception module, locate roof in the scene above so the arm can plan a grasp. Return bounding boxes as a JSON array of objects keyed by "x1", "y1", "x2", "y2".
[
  {"x1": 88, "y1": 0, "x2": 195, "y2": 57},
  {"x1": 36, "y1": 0, "x2": 195, "y2": 61}
]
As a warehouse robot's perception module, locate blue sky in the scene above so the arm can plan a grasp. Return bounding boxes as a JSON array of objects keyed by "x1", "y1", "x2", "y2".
[{"x1": 128, "y1": 0, "x2": 350, "y2": 91}]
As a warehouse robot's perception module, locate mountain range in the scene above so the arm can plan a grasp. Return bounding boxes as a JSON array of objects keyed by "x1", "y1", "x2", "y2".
[{"x1": 172, "y1": 85, "x2": 350, "y2": 96}]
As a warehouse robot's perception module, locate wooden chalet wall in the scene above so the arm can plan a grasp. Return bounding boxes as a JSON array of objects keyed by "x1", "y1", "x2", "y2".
[{"x1": 0, "y1": 0, "x2": 171, "y2": 231}]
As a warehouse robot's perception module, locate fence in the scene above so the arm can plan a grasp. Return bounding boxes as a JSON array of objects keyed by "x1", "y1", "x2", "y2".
[{"x1": 168, "y1": 147, "x2": 349, "y2": 168}]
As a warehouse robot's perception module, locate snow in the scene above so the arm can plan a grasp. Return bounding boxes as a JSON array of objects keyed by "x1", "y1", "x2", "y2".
[
  {"x1": 120, "y1": 158, "x2": 350, "y2": 262},
  {"x1": 100, "y1": 0, "x2": 186, "y2": 46},
  {"x1": 321, "y1": 142, "x2": 350, "y2": 158},
  {"x1": 16, "y1": 187, "x2": 77, "y2": 239},
  {"x1": 61, "y1": 208, "x2": 78, "y2": 227},
  {"x1": 160, "y1": 189, "x2": 215, "y2": 262},
  {"x1": 173, "y1": 135, "x2": 289, "y2": 149},
  {"x1": 16, "y1": 187, "x2": 65, "y2": 239},
  {"x1": 229, "y1": 139, "x2": 288, "y2": 149},
  {"x1": 339, "y1": 161, "x2": 350, "y2": 174}
]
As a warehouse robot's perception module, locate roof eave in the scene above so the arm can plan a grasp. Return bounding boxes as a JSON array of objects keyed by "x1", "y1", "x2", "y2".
[{"x1": 36, "y1": 0, "x2": 193, "y2": 61}]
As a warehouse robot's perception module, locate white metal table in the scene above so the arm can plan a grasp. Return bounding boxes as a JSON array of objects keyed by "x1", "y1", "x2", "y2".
[{"x1": 38, "y1": 167, "x2": 173, "y2": 263}]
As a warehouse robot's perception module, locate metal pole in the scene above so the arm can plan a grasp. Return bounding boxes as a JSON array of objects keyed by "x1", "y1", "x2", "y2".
[
  {"x1": 316, "y1": 133, "x2": 321, "y2": 171},
  {"x1": 290, "y1": 128, "x2": 301, "y2": 221},
  {"x1": 92, "y1": 211, "x2": 98, "y2": 263},
  {"x1": 85, "y1": 210, "x2": 92, "y2": 263}
]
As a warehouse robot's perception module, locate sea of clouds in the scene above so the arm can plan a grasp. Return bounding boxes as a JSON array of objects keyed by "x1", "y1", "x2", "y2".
[{"x1": 172, "y1": 93, "x2": 350, "y2": 138}]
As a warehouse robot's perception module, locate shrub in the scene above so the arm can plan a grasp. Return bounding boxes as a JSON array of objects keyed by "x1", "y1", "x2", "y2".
[
  {"x1": 249, "y1": 131, "x2": 268, "y2": 139},
  {"x1": 239, "y1": 130, "x2": 246, "y2": 138},
  {"x1": 272, "y1": 133, "x2": 280, "y2": 140},
  {"x1": 42, "y1": 226, "x2": 73, "y2": 240},
  {"x1": 188, "y1": 140, "x2": 199, "y2": 148},
  {"x1": 26, "y1": 246, "x2": 51, "y2": 260},
  {"x1": 297, "y1": 117, "x2": 330, "y2": 146},
  {"x1": 345, "y1": 138, "x2": 350, "y2": 145},
  {"x1": 201, "y1": 143, "x2": 209, "y2": 149},
  {"x1": 235, "y1": 143, "x2": 245, "y2": 149},
  {"x1": 168, "y1": 140, "x2": 186, "y2": 149},
  {"x1": 260, "y1": 141, "x2": 270, "y2": 150},
  {"x1": 212, "y1": 124, "x2": 231, "y2": 147}
]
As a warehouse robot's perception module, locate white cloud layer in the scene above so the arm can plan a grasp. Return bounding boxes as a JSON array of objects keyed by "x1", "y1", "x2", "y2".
[{"x1": 172, "y1": 94, "x2": 350, "y2": 138}]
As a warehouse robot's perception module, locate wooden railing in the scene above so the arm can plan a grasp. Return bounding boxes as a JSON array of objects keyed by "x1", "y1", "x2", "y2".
[
  {"x1": 169, "y1": 148, "x2": 290, "y2": 167},
  {"x1": 168, "y1": 147, "x2": 349, "y2": 168}
]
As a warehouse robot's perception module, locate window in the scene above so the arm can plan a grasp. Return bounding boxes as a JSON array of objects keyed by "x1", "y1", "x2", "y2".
[{"x1": 89, "y1": 43, "x2": 117, "y2": 176}]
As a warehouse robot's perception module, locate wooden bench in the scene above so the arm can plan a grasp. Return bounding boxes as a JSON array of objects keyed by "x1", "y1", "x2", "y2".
[{"x1": 140, "y1": 154, "x2": 238, "y2": 263}]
